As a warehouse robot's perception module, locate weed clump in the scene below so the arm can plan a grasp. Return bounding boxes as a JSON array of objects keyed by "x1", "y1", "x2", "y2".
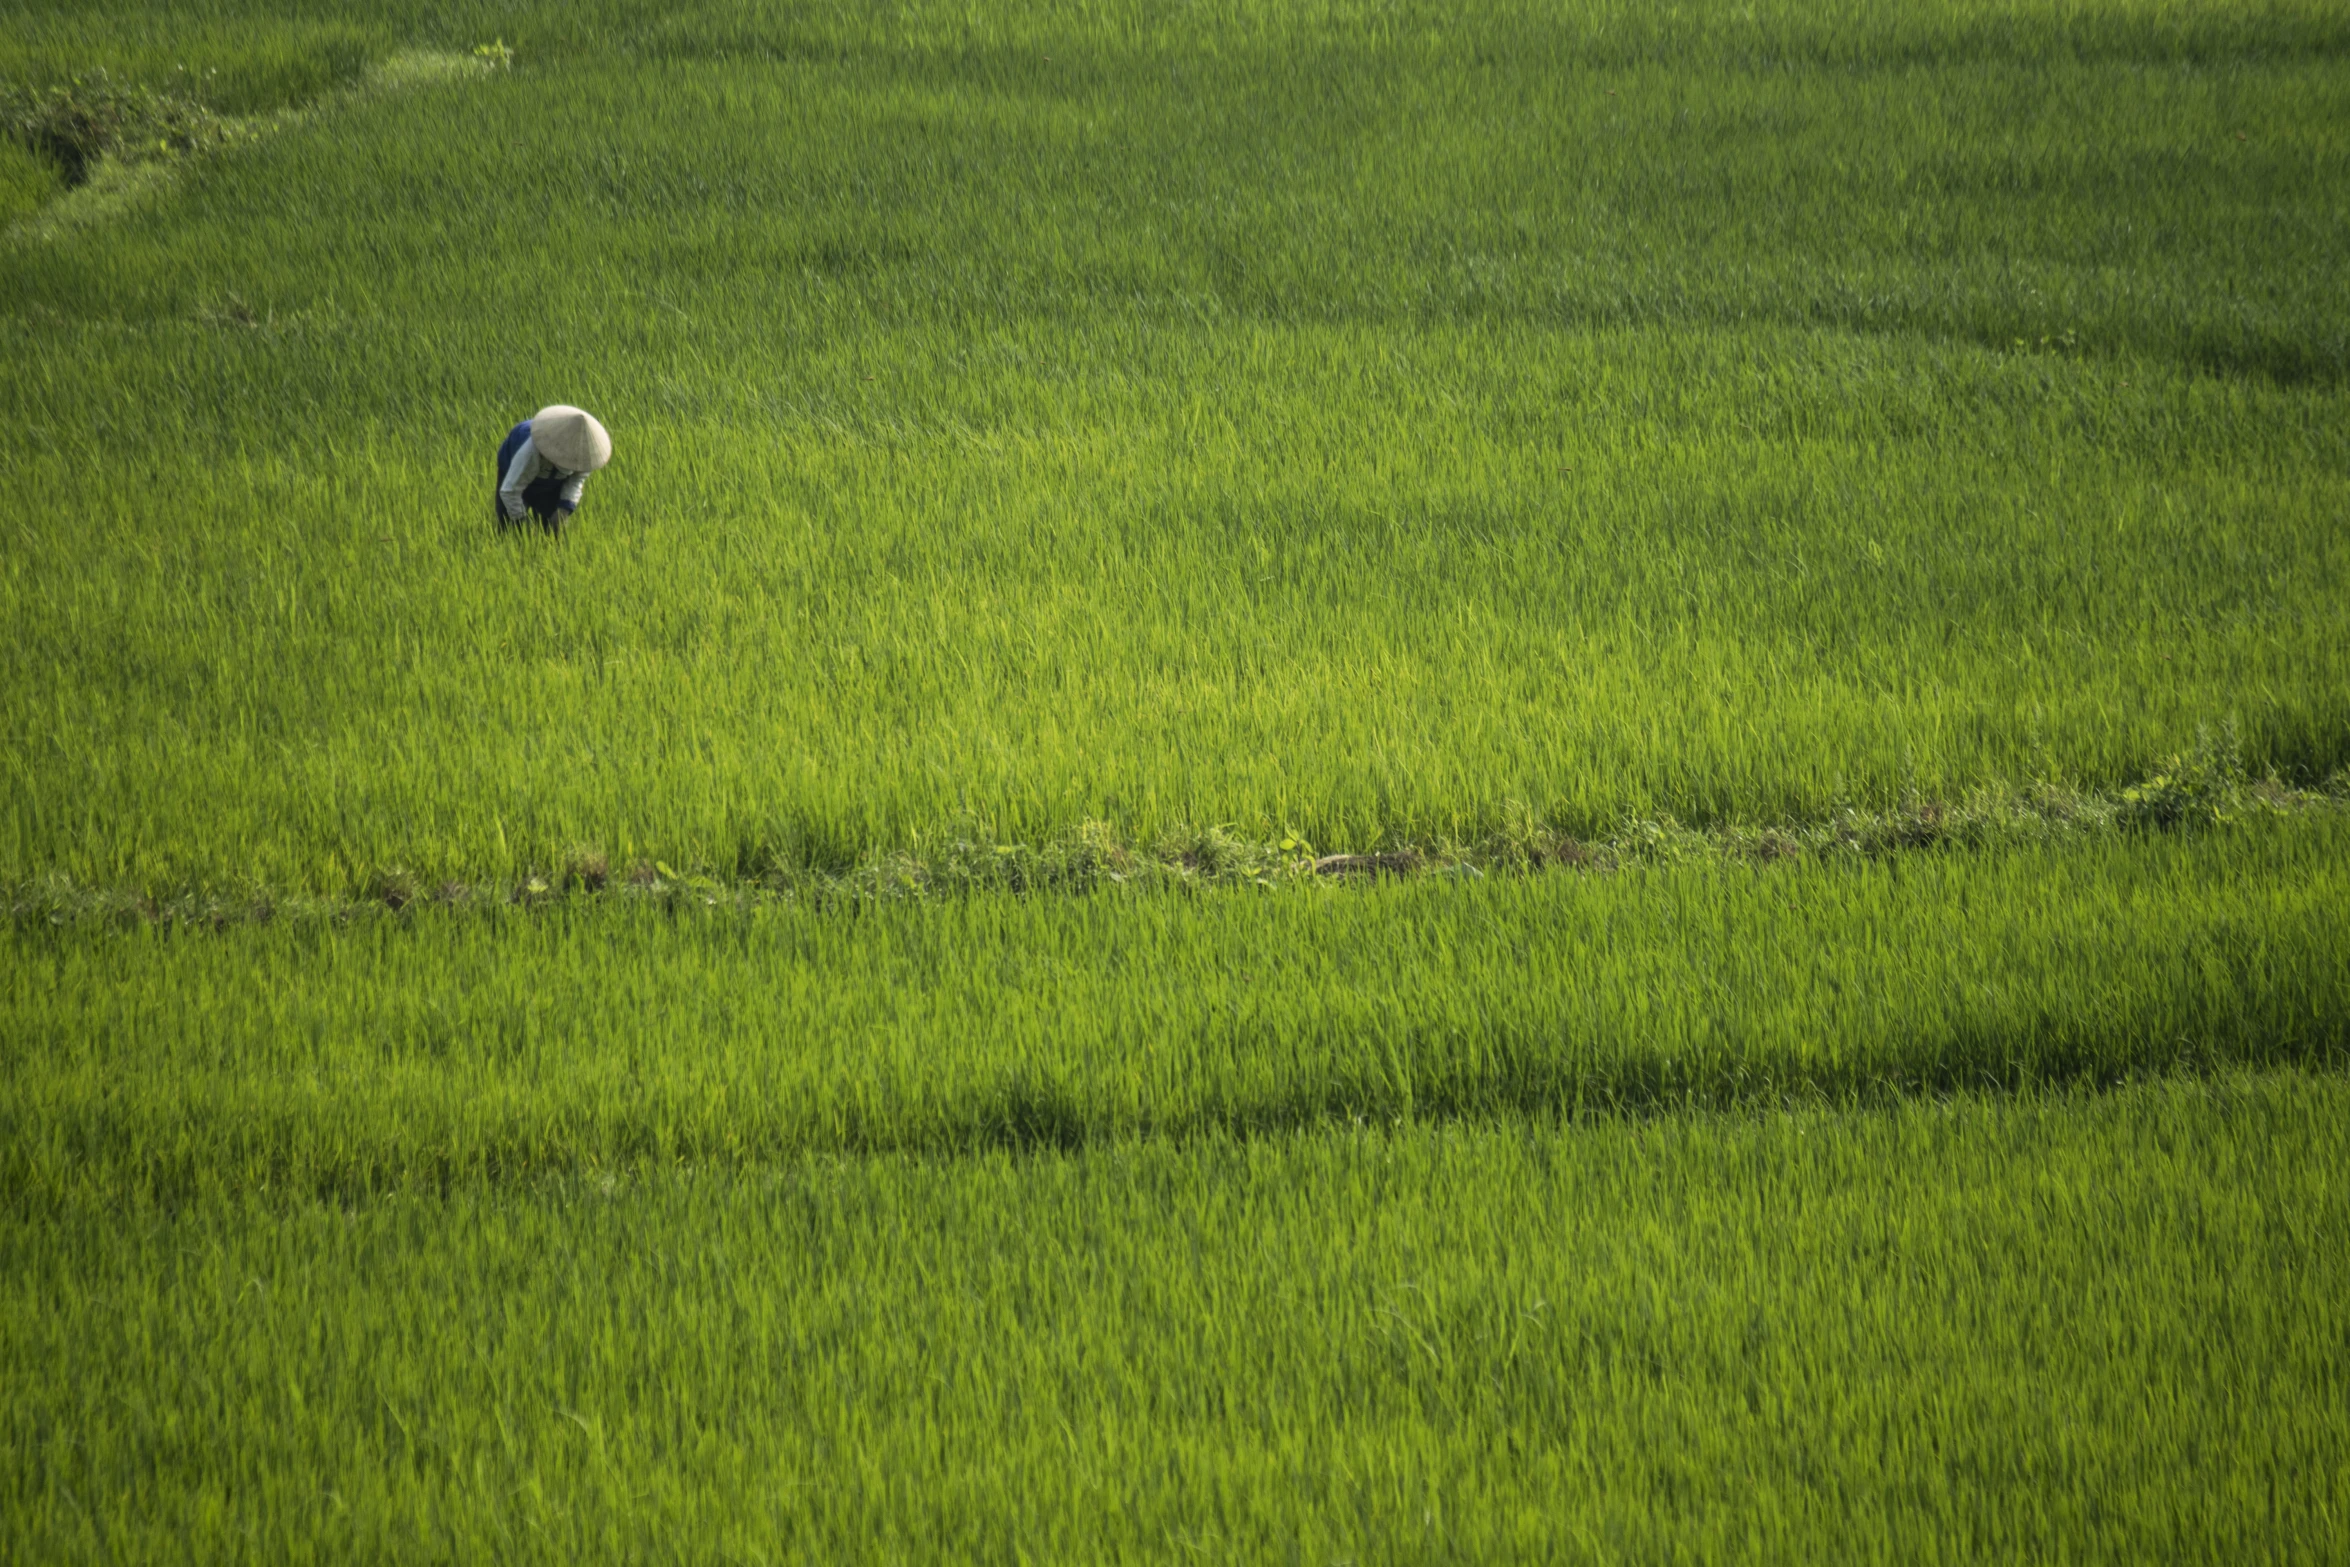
[
  {"x1": 1, "y1": 70, "x2": 244, "y2": 188},
  {"x1": 362, "y1": 867, "x2": 421, "y2": 911},
  {"x1": 2117, "y1": 725, "x2": 2243, "y2": 833},
  {"x1": 560, "y1": 850, "x2": 610, "y2": 893}
]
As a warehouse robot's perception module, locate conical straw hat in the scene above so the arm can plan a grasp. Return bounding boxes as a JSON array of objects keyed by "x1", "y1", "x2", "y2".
[{"x1": 531, "y1": 405, "x2": 612, "y2": 472}]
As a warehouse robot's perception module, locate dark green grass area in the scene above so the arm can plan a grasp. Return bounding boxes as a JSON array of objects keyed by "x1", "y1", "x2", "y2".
[
  {"x1": 7, "y1": 812, "x2": 2344, "y2": 1206},
  {"x1": 4, "y1": 0, "x2": 2347, "y2": 887},
  {"x1": 4, "y1": 1070, "x2": 2344, "y2": 1562}
]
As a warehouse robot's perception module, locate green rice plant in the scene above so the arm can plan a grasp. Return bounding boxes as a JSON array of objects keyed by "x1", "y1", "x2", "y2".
[{"x1": 2, "y1": 1069, "x2": 2343, "y2": 1561}]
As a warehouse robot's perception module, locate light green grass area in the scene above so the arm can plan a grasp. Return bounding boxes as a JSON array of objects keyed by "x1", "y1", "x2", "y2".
[
  {"x1": 5, "y1": 0, "x2": 2346, "y2": 889},
  {"x1": 5, "y1": 1070, "x2": 2345, "y2": 1562}
]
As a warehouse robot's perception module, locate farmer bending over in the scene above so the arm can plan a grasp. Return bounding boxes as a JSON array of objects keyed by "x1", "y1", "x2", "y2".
[{"x1": 495, "y1": 405, "x2": 611, "y2": 533}]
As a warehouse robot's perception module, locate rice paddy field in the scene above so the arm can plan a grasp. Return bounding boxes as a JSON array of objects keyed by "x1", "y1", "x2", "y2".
[{"x1": 4, "y1": 0, "x2": 2347, "y2": 1558}]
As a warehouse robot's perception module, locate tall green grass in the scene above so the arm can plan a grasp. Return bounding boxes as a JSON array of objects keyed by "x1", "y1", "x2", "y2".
[
  {"x1": 5, "y1": 0, "x2": 2346, "y2": 888},
  {"x1": 5, "y1": 9, "x2": 2346, "y2": 1552},
  {"x1": 5, "y1": 1069, "x2": 2344, "y2": 1561},
  {"x1": 8, "y1": 812, "x2": 2343, "y2": 1206}
]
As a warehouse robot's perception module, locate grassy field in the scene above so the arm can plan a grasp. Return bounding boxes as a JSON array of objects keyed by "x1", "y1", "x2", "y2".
[
  {"x1": 6, "y1": 0, "x2": 2348, "y2": 1557},
  {"x1": 4, "y1": 0, "x2": 2347, "y2": 888}
]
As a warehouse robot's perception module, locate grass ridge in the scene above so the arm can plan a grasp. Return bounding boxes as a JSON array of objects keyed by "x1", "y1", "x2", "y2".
[
  {"x1": 2, "y1": 48, "x2": 500, "y2": 241},
  {"x1": 11, "y1": 746, "x2": 2337, "y2": 927},
  {"x1": 10, "y1": 812, "x2": 2345, "y2": 1209}
]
